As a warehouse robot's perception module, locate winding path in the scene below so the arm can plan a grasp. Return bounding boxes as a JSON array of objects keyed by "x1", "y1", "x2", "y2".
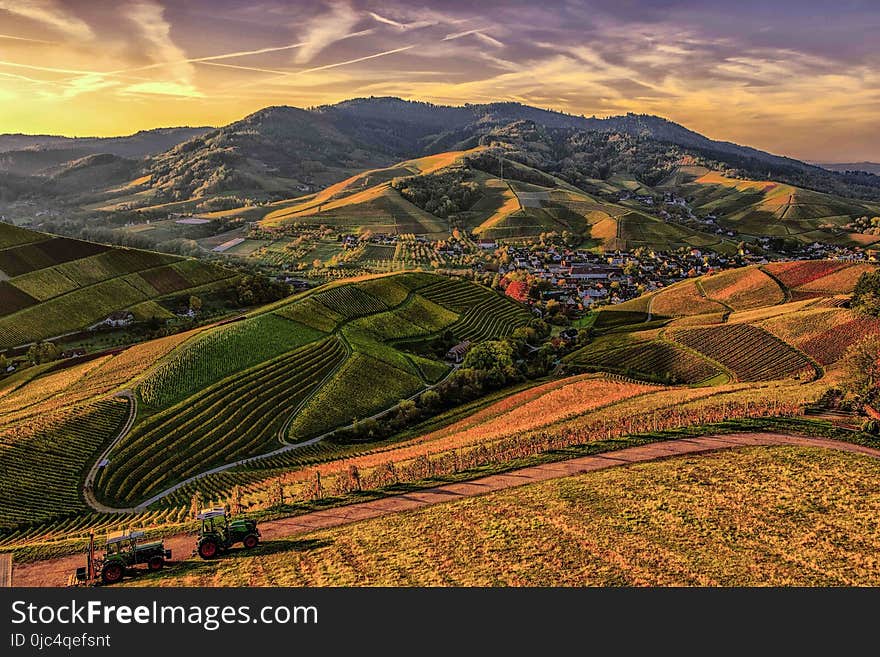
[{"x1": 17, "y1": 431, "x2": 880, "y2": 587}]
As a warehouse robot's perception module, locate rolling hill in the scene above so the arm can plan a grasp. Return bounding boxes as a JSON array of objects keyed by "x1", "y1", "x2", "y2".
[
  {"x1": 0, "y1": 259, "x2": 874, "y2": 562},
  {"x1": 0, "y1": 223, "x2": 237, "y2": 348},
  {"x1": 257, "y1": 145, "x2": 736, "y2": 250},
  {"x1": 0, "y1": 270, "x2": 531, "y2": 530},
  {"x1": 4, "y1": 97, "x2": 880, "y2": 238},
  {"x1": 660, "y1": 166, "x2": 880, "y2": 246},
  {"x1": 575, "y1": 260, "x2": 878, "y2": 384}
]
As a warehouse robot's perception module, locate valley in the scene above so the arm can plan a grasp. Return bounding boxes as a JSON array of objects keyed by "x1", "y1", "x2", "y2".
[{"x1": 2, "y1": 98, "x2": 880, "y2": 588}]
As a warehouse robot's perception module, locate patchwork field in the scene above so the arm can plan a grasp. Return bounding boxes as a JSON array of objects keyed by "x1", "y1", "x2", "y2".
[
  {"x1": 0, "y1": 271, "x2": 525, "y2": 512},
  {"x1": 0, "y1": 224, "x2": 236, "y2": 348},
  {"x1": 1, "y1": 258, "x2": 875, "y2": 565}
]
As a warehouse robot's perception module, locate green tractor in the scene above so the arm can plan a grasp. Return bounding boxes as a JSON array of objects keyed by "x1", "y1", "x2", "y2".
[
  {"x1": 73, "y1": 530, "x2": 172, "y2": 585},
  {"x1": 196, "y1": 508, "x2": 260, "y2": 559}
]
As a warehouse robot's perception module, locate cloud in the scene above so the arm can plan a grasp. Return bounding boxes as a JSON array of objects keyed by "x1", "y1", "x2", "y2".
[
  {"x1": 443, "y1": 28, "x2": 504, "y2": 48},
  {"x1": 0, "y1": 0, "x2": 93, "y2": 41},
  {"x1": 368, "y1": 10, "x2": 436, "y2": 30},
  {"x1": 294, "y1": 2, "x2": 363, "y2": 64},
  {"x1": 121, "y1": 81, "x2": 204, "y2": 98},
  {"x1": 121, "y1": 1, "x2": 198, "y2": 97},
  {"x1": 0, "y1": 33, "x2": 55, "y2": 43}
]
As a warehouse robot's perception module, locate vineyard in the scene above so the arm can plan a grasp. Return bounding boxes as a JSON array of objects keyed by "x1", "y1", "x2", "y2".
[
  {"x1": 155, "y1": 376, "x2": 818, "y2": 517},
  {"x1": 759, "y1": 308, "x2": 880, "y2": 365},
  {"x1": 314, "y1": 285, "x2": 389, "y2": 318},
  {"x1": 651, "y1": 280, "x2": 727, "y2": 317},
  {"x1": 349, "y1": 295, "x2": 458, "y2": 341},
  {"x1": 0, "y1": 224, "x2": 238, "y2": 348},
  {"x1": 137, "y1": 314, "x2": 323, "y2": 409},
  {"x1": 448, "y1": 296, "x2": 530, "y2": 341},
  {"x1": 569, "y1": 339, "x2": 721, "y2": 384},
  {"x1": 669, "y1": 324, "x2": 815, "y2": 381},
  {"x1": 763, "y1": 261, "x2": 853, "y2": 289},
  {"x1": 699, "y1": 267, "x2": 785, "y2": 311},
  {"x1": 286, "y1": 350, "x2": 424, "y2": 442},
  {"x1": 95, "y1": 337, "x2": 348, "y2": 507},
  {"x1": 419, "y1": 277, "x2": 494, "y2": 311},
  {"x1": 0, "y1": 398, "x2": 130, "y2": 530}
]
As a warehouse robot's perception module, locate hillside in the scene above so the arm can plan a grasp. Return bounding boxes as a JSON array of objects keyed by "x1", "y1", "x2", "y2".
[
  {"x1": 257, "y1": 144, "x2": 735, "y2": 250},
  {"x1": 817, "y1": 162, "x2": 880, "y2": 175},
  {"x1": 127, "y1": 446, "x2": 880, "y2": 586},
  {"x1": 659, "y1": 167, "x2": 880, "y2": 247},
  {"x1": 5, "y1": 98, "x2": 880, "y2": 231},
  {"x1": 0, "y1": 271, "x2": 531, "y2": 530},
  {"x1": 1, "y1": 258, "x2": 877, "y2": 570},
  {"x1": 0, "y1": 223, "x2": 236, "y2": 348},
  {"x1": 574, "y1": 260, "x2": 878, "y2": 384}
]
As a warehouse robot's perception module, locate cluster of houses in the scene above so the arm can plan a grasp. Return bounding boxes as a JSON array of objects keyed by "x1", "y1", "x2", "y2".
[{"x1": 498, "y1": 244, "x2": 742, "y2": 311}]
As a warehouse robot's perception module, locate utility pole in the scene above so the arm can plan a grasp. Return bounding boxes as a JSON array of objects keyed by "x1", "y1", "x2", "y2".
[{"x1": 499, "y1": 152, "x2": 504, "y2": 181}]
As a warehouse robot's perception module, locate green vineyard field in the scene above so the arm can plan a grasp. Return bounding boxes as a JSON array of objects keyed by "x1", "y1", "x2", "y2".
[{"x1": 96, "y1": 337, "x2": 348, "y2": 506}]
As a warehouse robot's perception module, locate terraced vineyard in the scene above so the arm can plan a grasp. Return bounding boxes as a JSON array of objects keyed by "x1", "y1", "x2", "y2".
[
  {"x1": 448, "y1": 297, "x2": 531, "y2": 342},
  {"x1": 314, "y1": 285, "x2": 388, "y2": 318},
  {"x1": 95, "y1": 337, "x2": 348, "y2": 507},
  {"x1": 669, "y1": 324, "x2": 815, "y2": 381},
  {"x1": 570, "y1": 339, "x2": 720, "y2": 384},
  {"x1": 0, "y1": 397, "x2": 130, "y2": 530},
  {"x1": 138, "y1": 314, "x2": 323, "y2": 409}
]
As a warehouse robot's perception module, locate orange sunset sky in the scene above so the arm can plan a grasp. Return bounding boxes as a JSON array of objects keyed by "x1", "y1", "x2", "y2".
[{"x1": 0, "y1": 0, "x2": 878, "y2": 162}]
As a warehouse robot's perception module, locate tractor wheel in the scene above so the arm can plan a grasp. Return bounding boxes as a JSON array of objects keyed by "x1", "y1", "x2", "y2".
[
  {"x1": 243, "y1": 534, "x2": 259, "y2": 549},
  {"x1": 101, "y1": 563, "x2": 124, "y2": 585},
  {"x1": 198, "y1": 538, "x2": 219, "y2": 560},
  {"x1": 148, "y1": 555, "x2": 165, "y2": 571}
]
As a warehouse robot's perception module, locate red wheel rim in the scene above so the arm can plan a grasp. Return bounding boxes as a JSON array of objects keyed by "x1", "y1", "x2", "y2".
[
  {"x1": 105, "y1": 565, "x2": 123, "y2": 582},
  {"x1": 201, "y1": 542, "x2": 217, "y2": 557}
]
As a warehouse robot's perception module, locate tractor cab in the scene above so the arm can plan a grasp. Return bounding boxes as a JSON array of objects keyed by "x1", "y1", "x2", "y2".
[{"x1": 196, "y1": 507, "x2": 260, "y2": 559}]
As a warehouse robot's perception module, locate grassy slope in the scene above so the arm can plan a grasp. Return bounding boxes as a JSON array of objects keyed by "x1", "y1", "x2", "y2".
[{"x1": 664, "y1": 168, "x2": 880, "y2": 244}]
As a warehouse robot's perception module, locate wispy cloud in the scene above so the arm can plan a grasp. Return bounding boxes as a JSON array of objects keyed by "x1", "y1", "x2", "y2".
[
  {"x1": 368, "y1": 10, "x2": 436, "y2": 30},
  {"x1": 0, "y1": 33, "x2": 55, "y2": 43},
  {"x1": 300, "y1": 45, "x2": 415, "y2": 74},
  {"x1": 0, "y1": 0, "x2": 93, "y2": 41},
  {"x1": 294, "y1": 2, "x2": 365, "y2": 64},
  {"x1": 443, "y1": 28, "x2": 504, "y2": 48},
  {"x1": 122, "y1": 1, "x2": 197, "y2": 97}
]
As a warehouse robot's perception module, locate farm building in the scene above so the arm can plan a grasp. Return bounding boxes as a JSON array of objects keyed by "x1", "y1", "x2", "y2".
[
  {"x1": 89, "y1": 311, "x2": 134, "y2": 329},
  {"x1": 446, "y1": 340, "x2": 472, "y2": 363}
]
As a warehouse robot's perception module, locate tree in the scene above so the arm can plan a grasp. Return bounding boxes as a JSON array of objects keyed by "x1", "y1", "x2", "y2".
[
  {"x1": 188, "y1": 295, "x2": 203, "y2": 314},
  {"x1": 27, "y1": 341, "x2": 60, "y2": 365},
  {"x1": 852, "y1": 271, "x2": 880, "y2": 317},
  {"x1": 841, "y1": 334, "x2": 880, "y2": 407},
  {"x1": 462, "y1": 340, "x2": 514, "y2": 372}
]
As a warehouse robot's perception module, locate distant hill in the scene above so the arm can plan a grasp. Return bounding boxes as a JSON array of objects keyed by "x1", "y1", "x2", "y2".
[
  {"x1": 816, "y1": 162, "x2": 880, "y2": 175},
  {"x1": 0, "y1": 127, "x2": 212, "y2": 158},
  {"x1": 0, "y1": 223, "x2": 237, "y2": 348},
  {"x1": 3, "y1": 97, "x2": 880, "y2": 247}
]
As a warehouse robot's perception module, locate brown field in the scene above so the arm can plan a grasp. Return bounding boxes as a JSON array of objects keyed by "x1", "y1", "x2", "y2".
[
  {"x1": 795, "y1": 263, "x2": 876, "y2": 294},
  {"x1": 651, "y1": 280, "x2": 727, "y2": 317},
  {"x1": 132, "y1": 446, "x2": 880, "y2": 586},
  {"x1": 699, "y1": 267, "x2": 785, "y2": 310}
]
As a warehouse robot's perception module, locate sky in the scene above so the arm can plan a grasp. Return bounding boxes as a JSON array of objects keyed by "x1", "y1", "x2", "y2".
[{"x1": 0, "y1": 0, "x2": 878, "y2": 162}]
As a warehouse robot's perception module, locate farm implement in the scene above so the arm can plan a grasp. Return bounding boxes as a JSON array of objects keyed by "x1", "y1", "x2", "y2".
[
  {"x1": 70, "y1": 530, "x2": 171, "y2": 586},
  {"x1": 196, "y1": 508, "x2": 261, "y2": 559}
]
